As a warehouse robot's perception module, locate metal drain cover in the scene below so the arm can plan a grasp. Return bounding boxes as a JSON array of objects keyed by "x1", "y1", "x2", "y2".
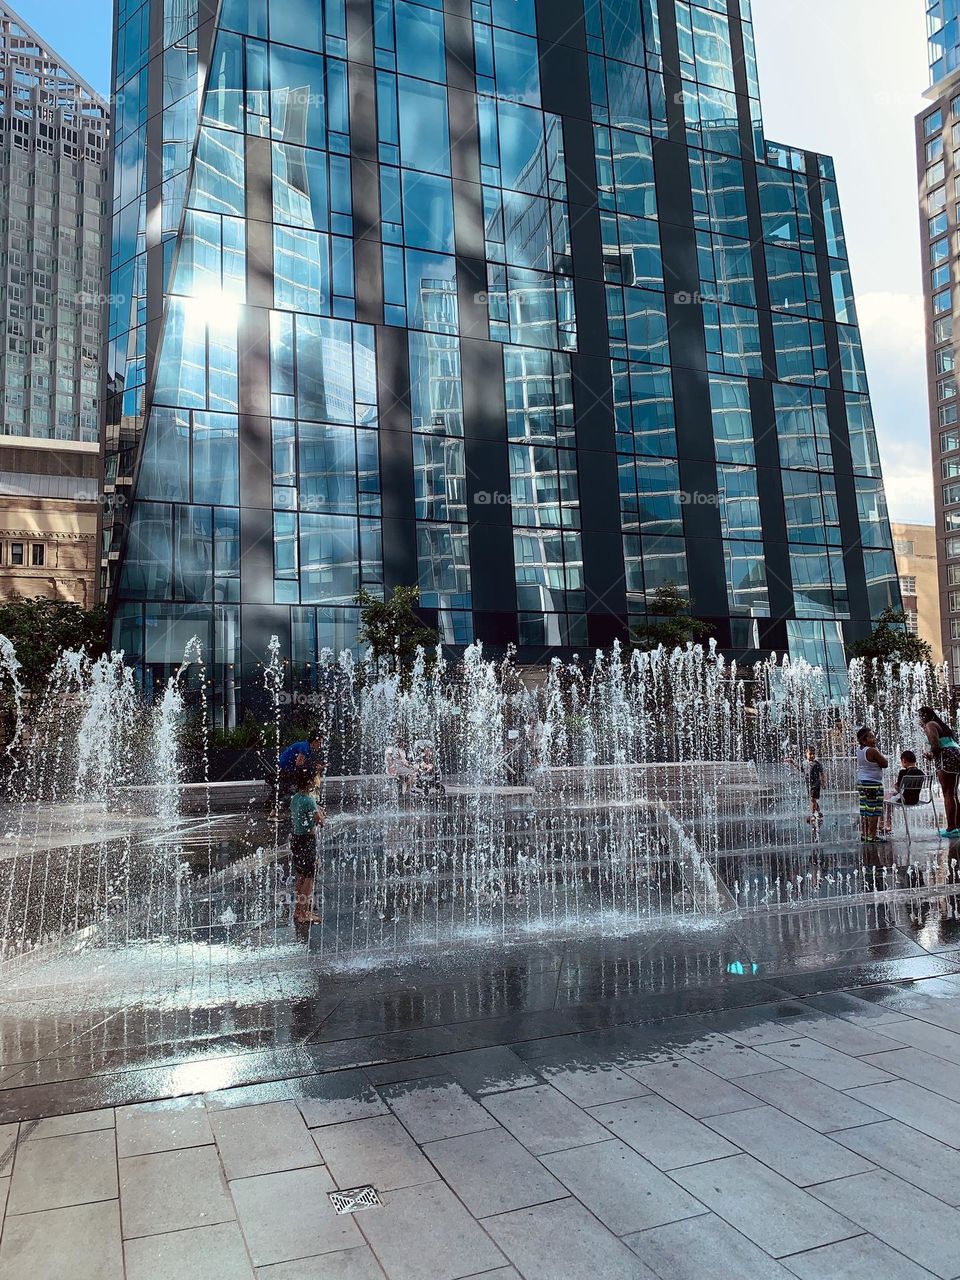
[{"x1": 329, "y1": 1185, "x2": 382, "y2": 1214}]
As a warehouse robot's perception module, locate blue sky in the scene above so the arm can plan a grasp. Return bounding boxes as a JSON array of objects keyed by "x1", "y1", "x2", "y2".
[{"x1": 19, "y1": 0, "x2": 935, "y2": 524}]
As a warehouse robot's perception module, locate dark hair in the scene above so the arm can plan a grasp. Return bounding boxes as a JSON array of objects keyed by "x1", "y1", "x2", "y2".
[
  {"x1": 805, "y1": 745, "x2": 817, "y2": 755},
  {"x1": 294, "y1": 765, "x2": 317, "y2": 790},
  {"x1": 309, "y1": 731, "x2": 323, "y2": 745},
  {"x1": 856, "y1": 726, "x2": 872, "y2": 746},
  {"x1": 919, "y1": 707, "x2": 957, "y2": 739},
  {"x1": 901, "y1": 750, "x2": 917, "y2": 764}
]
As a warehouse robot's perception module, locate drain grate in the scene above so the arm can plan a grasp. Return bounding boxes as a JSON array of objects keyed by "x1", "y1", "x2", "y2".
[{"x1": 329, "y1": 1185, "x2": 382, "y2": 1215}]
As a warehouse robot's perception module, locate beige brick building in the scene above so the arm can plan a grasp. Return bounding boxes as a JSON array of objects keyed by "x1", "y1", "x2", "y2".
[{"x1": 892, "y1": 522, "x2": 943, "y2": 664}]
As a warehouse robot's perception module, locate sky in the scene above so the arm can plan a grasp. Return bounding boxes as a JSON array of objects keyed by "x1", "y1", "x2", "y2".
[{"x1": 17, "y1": 0, "x2": 936, "y2": 523}]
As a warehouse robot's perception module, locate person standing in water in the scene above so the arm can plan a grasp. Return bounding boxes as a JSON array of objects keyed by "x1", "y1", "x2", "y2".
[
  {"x1": 919, "y1": 707, "x2": 960, "y2": 838},
  {"x1": 785, "y1": 746, "x2": 825, "y2": 825},
  {"x1": 855, "y1": 726, "x2": 888, "y2": 844}
]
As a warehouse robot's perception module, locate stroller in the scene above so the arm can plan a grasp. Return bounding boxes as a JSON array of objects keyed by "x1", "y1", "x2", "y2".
[{"x1": 411, "y1": 740, "x2": 446, "y2": 797}]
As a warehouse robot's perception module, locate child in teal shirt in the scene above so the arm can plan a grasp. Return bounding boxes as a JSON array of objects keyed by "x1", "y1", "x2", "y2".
[{"x1": 289, "y1": 767, "x2": 324, "y2": 930}]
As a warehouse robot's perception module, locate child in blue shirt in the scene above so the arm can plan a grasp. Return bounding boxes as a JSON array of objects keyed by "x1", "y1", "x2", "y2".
[{"x1": 289, "y1": 767, "x2": 324, "y2": 929}]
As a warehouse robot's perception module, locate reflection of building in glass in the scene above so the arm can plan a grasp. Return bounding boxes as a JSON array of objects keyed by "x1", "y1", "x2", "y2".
[
  {"x1": 892, "y1": 522, "x2": 942, "y2": 663},
  {"x1": 0, "y1": 2, "x2": 107, "y2": 605},
  {"x1": 105, "y1": 0, "x2": 897, "y2": 717}
]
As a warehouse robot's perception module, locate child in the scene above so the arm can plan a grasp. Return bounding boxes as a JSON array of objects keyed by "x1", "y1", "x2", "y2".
[
  {"x1": 856, "y1": 726, "x2": 888, "y2": 843},
  {"x1": 882, "y1": 750, "x2": 925, "y2": 833},
  {"x1": 786, "y1": 746, "x2": 825, "y2": 824},
  {"x1": 385, "y1": 739, "x2": 417, "y2": 799},
  {"x1": 289, "y1": 766, "x2": 324, "y2": 930}
]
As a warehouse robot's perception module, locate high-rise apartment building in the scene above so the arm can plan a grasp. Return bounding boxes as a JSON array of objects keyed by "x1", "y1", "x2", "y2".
[
  {"x1": 892, "y1": 521, "x2": 942, "y2": 662},
  {"x1": 0, "y1": 3, "x2": 108, "y2": 607},
  {"x1": 103, "y1": 0, "x2": 897, "y2": 719}
]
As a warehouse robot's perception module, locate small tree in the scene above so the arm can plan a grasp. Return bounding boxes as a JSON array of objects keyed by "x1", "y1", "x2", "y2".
[
  {"x1": 630, "y1": 584, "x2": 712, "y2": 652},
  {"x1": 0, "y1": 597, "x2": 107, "y2": 695},
  {"x1": 356, "y1": 586, "x2": 438, "y2": 665},
  {"x1": 846, "y1": 607, "x2": 932, "y2": 666}
]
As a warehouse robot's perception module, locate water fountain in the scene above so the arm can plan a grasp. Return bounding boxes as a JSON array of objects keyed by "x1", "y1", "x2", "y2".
[{"x1": 0, "y1": 634, "x2": 955, "y2": 996}]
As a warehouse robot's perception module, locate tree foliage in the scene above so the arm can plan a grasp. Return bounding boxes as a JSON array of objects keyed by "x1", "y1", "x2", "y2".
[
  {"x1": 846, "y1": 607, "x2": 933, "y2": 666},
  {"x1": 355, "y1": 586, "x2": 438, "y2": 664},
  {"x1": 0, "y1": 597, "x2": 107, "y2": 695},
  {"x1": 630, "y1": 584, "x2": 712, "y2": 652}
]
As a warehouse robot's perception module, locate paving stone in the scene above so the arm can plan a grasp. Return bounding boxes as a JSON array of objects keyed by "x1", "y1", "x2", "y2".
[
  {"x1": 438, "y1": 1046, "x2": 540, "y2": 1095},
  {"x1": 295, "y1": 1071, "x2": 388, "y2": 1128},
  {"x1": 631, "y1": 1058, "x2": 760, "y2": 1118},
  {"x1": 782, "y1": 1233, "x2": 936, "y2": 1280},
  {"x1": 119, "y1": 1144, "x2": 234, "y2": 1238},
  {"x1": 802, "y1": 993, "x2": 912, "y2": 1025},
  {"x1": 117, "y1": 1097, "x2": 214, "y2": 1158},
  {"x1": 861, "y1": 1046, "x2": 960, "y2": 1101},
  {"x1": 832, "y1": 1118, "x2": 960, "y2": 1204},
  {"x1": 482, "y1": 1084, "x2": 610, "y2": 1155},
  {"x1": 256, "y1": 1247, "x2": 386, "y2": 1279},
  {"x1": 230, "y1": 1165, "x2": 361, "y2": 1268},
  {"x1": 536, "y1": 1058, "x2": 653, "y2": 1107},
  {"x1": 863, "y1": 1016, "x2": 960, "y2": 1064},
  {"x1": 703, "y1": 1105, "x2": 874, "y2": 1186},
  {"x1": 541, "y1": 1137, "x2": 707, "y2": 1235},
  {"x1": 671, "y1": 1154, "x2": 858, "y2": 1257},
  {"x1": 699, "y1": 1004, "x2": 825, "y2": 1046},
  {"x1": 588, "y1": 1093, "x2": 740, "y2": 1170},
  {"x1": 423, "y1": 1126, "x2": 566, "y2": 1217},
  {"x1": 210, "y1": 1101, "x2": 321, "y2": 1180},
  {"x1": 755, "y1": 1038, "x2": 893, "y2": 1089},
  {"x1": 808, "y1": 1169, "x2": 960, "y2": 1279},
  {"x1": 797, "y1": 1018, "x2": 911, "y2": 1057},
  {"x1": 0, "y1": 1122, "x2": 17, "y2": 1175},
  {"x1": 460, "y1": 1270, "x2": 521, "y2": 1280},
  {"x1": 22, "y1": 1109, "x2": 114, "y2": 1140},
  {"x1": 379, "y1": 1077, "x2": 500, "y2": 1143},
  {"x1": 681, "y1": 1035, "x2": 783, "y2": 1079},
  {"x1": 485, "y1": 1196, "x2": 659, "y2": 1279},
  {"x1": 624, "y1": 1212, "x2": 795, "y2": 1280},
  {"x1": 124, "y1": 1221, "x2": 254, "y2": 1280},
  {"x1": 205, "y1": 1082, "x2": 297, "y2": 1111},
  {"x1": 0, "y1": 1199, "x2": 123, "y2": 1280},
  {"x1": 845, "y1": 1079, "x2": 960, "y2": 1147},
  {"x1": 357, "y1": 1181, "x2": 506, "y2": 1280},
  {"x1": 312, "y1": 1115, "x2": 436, "y2": 1191},
  {"x1": 736, "y1": 1069, "x2": 885, "y2": 1133},
  {"x1": 7, "y1": 1127, "x2": 117, "y2": 1214}
]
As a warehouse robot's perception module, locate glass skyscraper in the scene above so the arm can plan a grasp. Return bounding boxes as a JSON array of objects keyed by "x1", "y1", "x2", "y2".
[
  {"x1": 921, "y1": 2, "x2": 960, "y2": 683},
  {"x1": 104, "y1": 0, "x2": 897, "y2": 719}
]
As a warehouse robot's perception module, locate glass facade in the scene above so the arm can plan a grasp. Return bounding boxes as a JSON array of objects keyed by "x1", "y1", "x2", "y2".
[{"x1": 105, "y1": 0, "x2": 896, "y2": 717}]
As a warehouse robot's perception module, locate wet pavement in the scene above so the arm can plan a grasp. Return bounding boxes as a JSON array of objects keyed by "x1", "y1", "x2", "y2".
[{"x1": 2, "y1": 886, "x2": 960, "y2": 1275}]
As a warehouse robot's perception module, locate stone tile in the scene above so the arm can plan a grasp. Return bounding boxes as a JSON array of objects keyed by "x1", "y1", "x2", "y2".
[
  {"x1": 482, "y1": 1084, "x2": 610, "y2": 1155},
  {"x1": 7, "y1": 1128, "x2": 117, "y2": 1214},
  {"x1": 256, "y1": 1247, "x2": 386, "y2": 1279},
  {"x1": 124, "y1": 1221, "x2": 254, "y2": 1280},
  {"x1": 379, "y1": 1077, "x2": 500, "y2": 1143},
  {"x1": 703, "y1": 1106, "x2": 874, "y2": 1187},
  {"x1": 22, "y1": 1109, "x2": 114, "y2": 1140},
  {"x1": 210, "y1": 1102, "x2": 321, "y2": 1180},
  {"x1": 460, "y1": 1271, "x2": 520, "y2": 1280},
  {"x1": 681, "y1": 1035, "x2": 783, "y2": 1079},
  {"x1": 542, "y1": 1137, "x2": 706, "y2": 1235},
  {"x1": 357, "y1": 1181, "x2": 506, "y2": 1280},
  {"x1": 0, "y1": 1122, "x2": 17, "y2": 1176},
  {"x1": 809, "y1": 1169, "x2": 960, "y2": 1279},
  {"x1": 631, "y1": 1059, "x2": 759, "y2": 1118},
  {"x1": 861, "y1": 1046, "x2": 960, "y2": 1101},
  {"x1": 736, "y1": 1069, "x2": 885, "y2": 1133},
  {"x1": 312, "y1": 1115, "x2": 436, "y2": 1192},
  {"x1": 832, "y1": 1119, "x2": 960, "y2": 1204},
  {"x1": 588, "y1": 1094, "x2": 740, "y2": 1170},
  {"x1": 700, "y1": 1003, "x2": 824, "y2": 1046},
  {"x1": 783, "y1": 1233, "x2": 936, "y2": 1280},
  {"x1": 0, "y1": 1198, "x2": 123, "y2": 1280},
  {"x1": 230, "y1": 1165, "x2": 361, "y2": 1268},
  {"x1": 485, "y1": 1197, "x2": 658, "y2": 1279},
  {"x1": 845, "y1": 1079, "x2": 960, "y2": 1147},
  {"x1": 624, "y1": 1213, "x2": 795, "y2": 1280},
  {"x1": 117, "y1": 1097, "x2": 214, "y2": 1158},
  {"x1": 798, "y1": 1018, "x2": 911, "y2": 1057},
  {"x1": 803, "y1": 993, "x2": 912, "y2": 1025},
  {"x1": 119, "y1": 1144, "x2": 234, "y2": 1238},
  {"x1": 423, "y1": 1126, "x2": 566, "y2": 1217},
  {"x1": 755, "y1": 1038, "x2": 893, "y2": 1090},
  {"x1": 865, "y1": 1016, "x2": 960, "y2": 1064},
  {"x1": 672, "y1": 1154, "x2": 858, "y2": 1257},
  {"x1": 439, "y1": 1046, "x2": 540, "y2": 1095},
  {"x1": 205, "y1": 1081, "x2": 297, "y2": 1111},
  {"x1": 295, "y1": 1070, "x2": 387, "y2": 1128}
]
